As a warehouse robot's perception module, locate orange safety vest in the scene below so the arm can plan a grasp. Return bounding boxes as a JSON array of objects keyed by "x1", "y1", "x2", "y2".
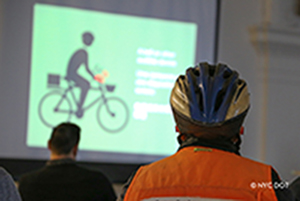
[{"x1": 124, "y1": 146, "x2": 278, "y2": 201}]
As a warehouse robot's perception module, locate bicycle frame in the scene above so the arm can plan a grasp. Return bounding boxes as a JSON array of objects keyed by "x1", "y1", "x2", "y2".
[{"x1": 56, "y1": 83, "x2": 109, "y2": 115}]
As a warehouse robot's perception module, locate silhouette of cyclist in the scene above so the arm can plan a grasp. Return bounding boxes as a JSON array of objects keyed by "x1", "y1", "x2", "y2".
[{"x1": 65, "y1": 32, "x2": 96, "y2": 118}]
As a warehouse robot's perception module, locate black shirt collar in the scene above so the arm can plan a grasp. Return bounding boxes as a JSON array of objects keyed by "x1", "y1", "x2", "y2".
[
  {"x1": 46, "y1": 158, "x2": 76, "y2": 166},
  {"x1": 178, "y1": 135, "x2": 241, "y2": 155}
]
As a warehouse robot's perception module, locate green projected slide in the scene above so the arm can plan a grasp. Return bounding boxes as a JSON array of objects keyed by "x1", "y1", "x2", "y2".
[{"x1": 27, "y1": 3, "x2": 197, "y2": 156}]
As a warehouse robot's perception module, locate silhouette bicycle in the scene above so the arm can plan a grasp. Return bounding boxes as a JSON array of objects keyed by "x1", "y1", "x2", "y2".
[{"x1": 38, "y1": 74, "x2": 129, "y2": 133}]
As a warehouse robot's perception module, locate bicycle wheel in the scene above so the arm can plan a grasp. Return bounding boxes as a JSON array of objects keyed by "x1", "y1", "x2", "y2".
[
  {"x1": 97, "y1": 97, "x2": 129, "y2": 133},
  {"x1": 38, "y1": 91, "x2": 72, "y2": 128}
]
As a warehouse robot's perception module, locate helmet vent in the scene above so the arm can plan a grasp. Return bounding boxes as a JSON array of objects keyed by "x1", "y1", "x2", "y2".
[
  {"x1": 193, "y1": 68, "x2": 200, "y2": 76},
  {"x1": 197, "y1": 89, "x2": 204, "y2": 112},
  {"x1": 223, "y1": 70, "x2": 232, "y2": 79},
  {"x1": 214, "y1": 90, "x2": 225, "y2": 112},
  {"x1": 235, "y1": 82, "x2": 246, "y2": 102},
  {"x1": 208, "y1": 66, "x2": 215, "y2": 77}
]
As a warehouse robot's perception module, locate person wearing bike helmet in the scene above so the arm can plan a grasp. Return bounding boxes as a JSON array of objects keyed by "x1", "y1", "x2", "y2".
[{"x1": 121, "y1": 62, "x2": 294, "y2": 201}]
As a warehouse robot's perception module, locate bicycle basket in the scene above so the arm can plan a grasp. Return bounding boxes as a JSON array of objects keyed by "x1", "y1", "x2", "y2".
[
  {"x1": 47, "y1": 74, "x2": 60, "y2": 88},
  {"x1": 106, "y1": 84, "x2": 115, "y2": 92}
]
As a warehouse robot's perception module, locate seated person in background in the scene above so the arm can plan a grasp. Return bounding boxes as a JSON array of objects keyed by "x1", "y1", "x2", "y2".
[
  {"x1": 121, "y1": 62, "x2": 294, "y2": 201},
  {"x1": 288, "y1": 177, "x2": 300, "y2": 200},
  {"x1": 18, "y1": 122, "x2": 116, "y2": 201},
  {"x1": 0, "y1": 167, "x2": 21, "y2": 201}
]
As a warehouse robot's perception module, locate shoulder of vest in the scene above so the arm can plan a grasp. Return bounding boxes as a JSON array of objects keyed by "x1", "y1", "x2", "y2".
[{"x1": 140, "y1": 146, "x2": 273, "y2": 174}]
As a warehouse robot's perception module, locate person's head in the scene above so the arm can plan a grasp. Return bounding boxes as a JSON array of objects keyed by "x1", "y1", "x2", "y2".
[
  {"x1": 48, "y1": 122, "x2": 81, "y2": 159},
  {"x1": 170, "y1": 62, "x2": 250, "y2": 144},
  {"x1": 82, "y1": 32, "x2": 94, "y2": 46}
]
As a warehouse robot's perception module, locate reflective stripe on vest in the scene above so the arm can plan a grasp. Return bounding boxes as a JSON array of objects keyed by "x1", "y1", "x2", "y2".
[{"x1": 124, "y1": 146, "x2": 278, "y2": 201}]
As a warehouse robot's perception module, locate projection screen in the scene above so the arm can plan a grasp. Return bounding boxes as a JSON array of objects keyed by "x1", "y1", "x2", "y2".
[{"x1": 0, "y1": 0, "x2": 218, "y2": 164}]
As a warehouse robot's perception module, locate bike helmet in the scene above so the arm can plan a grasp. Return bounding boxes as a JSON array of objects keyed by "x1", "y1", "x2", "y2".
[{"x1": 170, "y1": 62, "x2": 250, "y2": 139}]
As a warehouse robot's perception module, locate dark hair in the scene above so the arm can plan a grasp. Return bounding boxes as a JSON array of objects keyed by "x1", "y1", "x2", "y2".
[{"x1": 49, "y1": 122, "x2": 80, "y2": 155}]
